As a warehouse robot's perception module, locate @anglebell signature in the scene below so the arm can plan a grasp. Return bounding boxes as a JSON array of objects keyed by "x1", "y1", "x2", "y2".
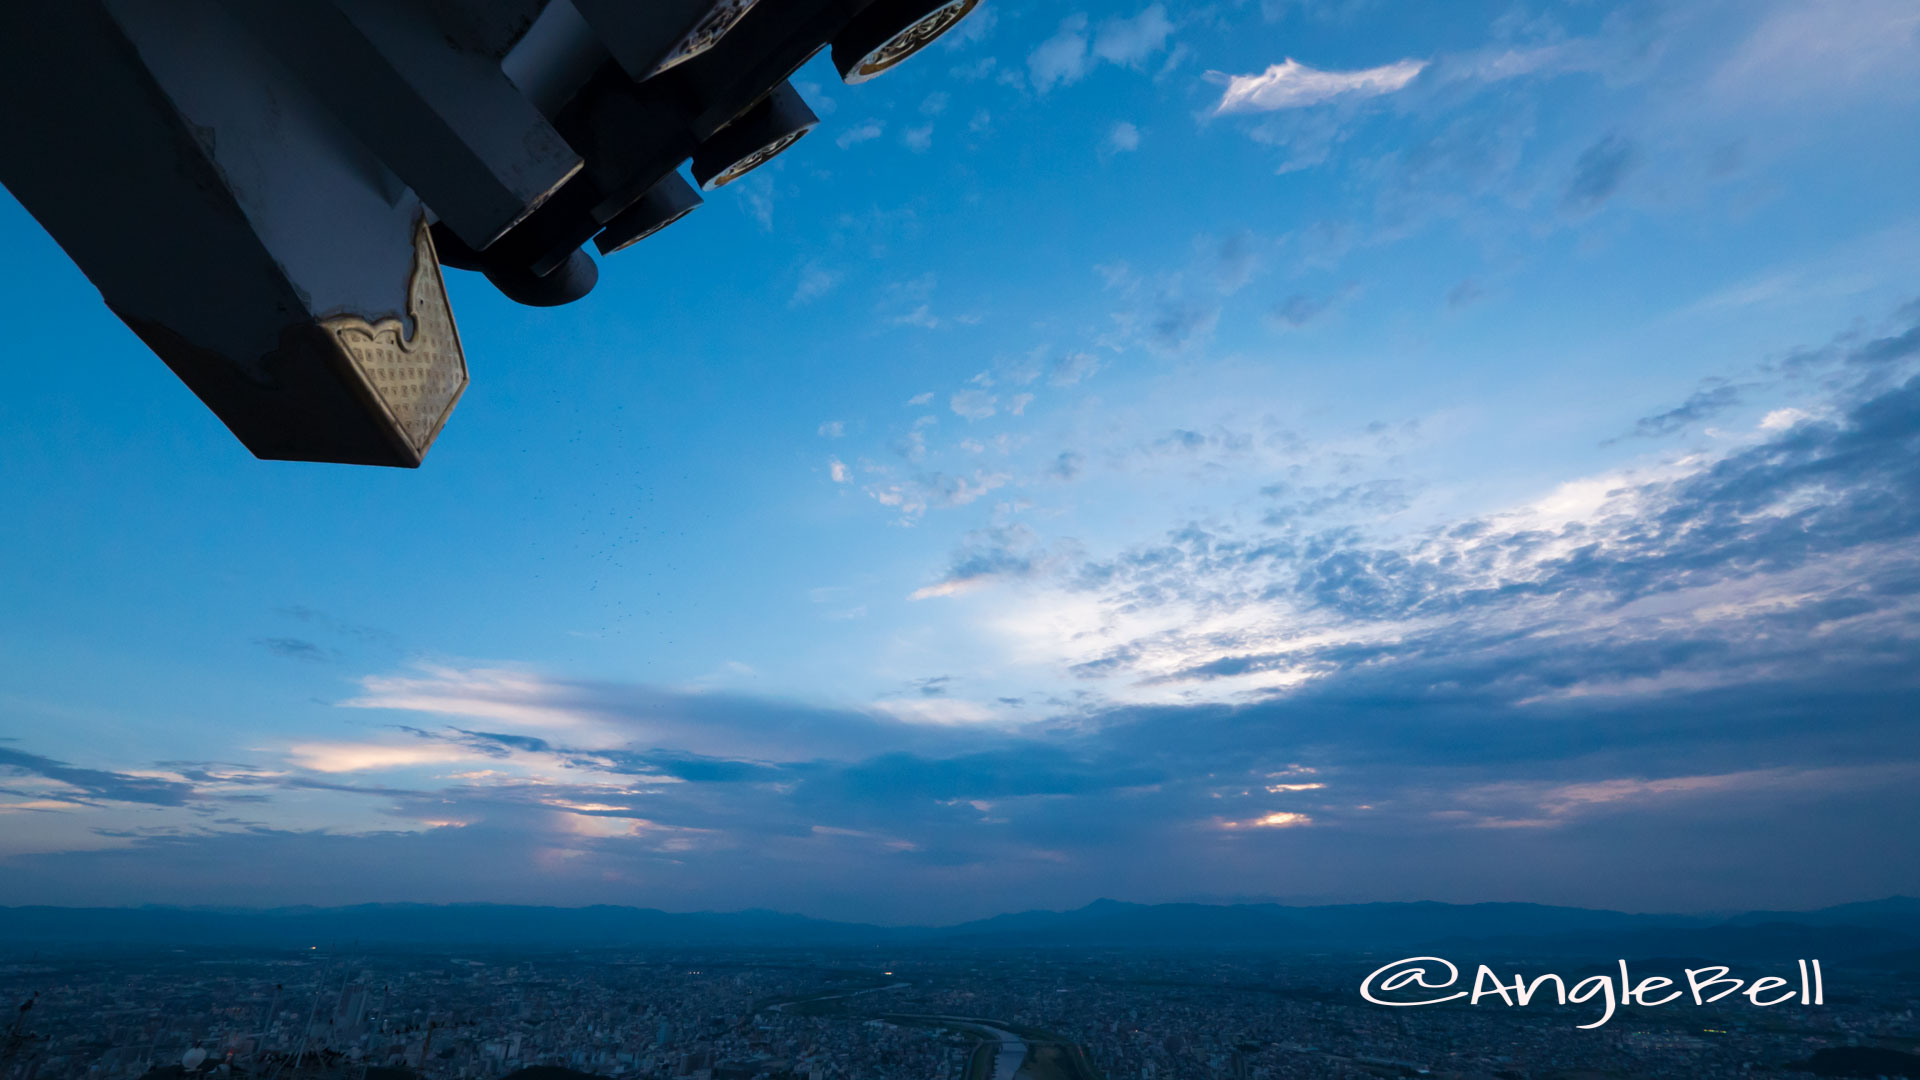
[{"x1": 1359, "y1": 956, "x2": 1827, "y2": 1029}]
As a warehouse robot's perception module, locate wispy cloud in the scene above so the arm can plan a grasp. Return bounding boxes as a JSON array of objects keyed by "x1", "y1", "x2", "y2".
[
  {"x1": 0, "y1": 748, "x2": 199, "y2": 807},
  {"x1": 344, "y1": 666, "x2": 596, "y2": 731},
  {"x1": 792, "y1": 265, "x2": 842, "y2": 306},
  {"x1": 836, "y1": 119, "x2": 885, "y2": 148},
  {"x1": 1029, "y1": 7, "x2": 1178, "y2": 94},
  {"x1": 1212, "y1": 57, "x2": 1427, "y2": 114},
  {"x1": 286, "y1": 742, "x2": 479, "y2": 774},
  {"x1": 1092, "y1": 5, "x2": 1174, "y2": 67},
  {"x1": 258, "y1": 637, "x2": 335, "y2": 663},
  {"x1": 1562, "y1": 132, "x2": 1641, "y2": 214},
  {"x1": 950, "y1": 389, "x2": 997, "y2": 420},
  {"x1": 1709, "y1": 0, "x2": 1920, "y2": 108},
  {"x1": 1096, "y1": 232, "x2": 1268, "y2": 355},
  {"x1": 1028, "y1": 14, "x2": 1092, "y2": 93},
  {"x1": 911, "y1": 525, "x2": 1042, "y2": 599}
]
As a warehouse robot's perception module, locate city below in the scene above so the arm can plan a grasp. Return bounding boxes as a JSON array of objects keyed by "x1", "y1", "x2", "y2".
[{"x1": 3, "y1": 899, "x2": 1916, "y2": 1080}]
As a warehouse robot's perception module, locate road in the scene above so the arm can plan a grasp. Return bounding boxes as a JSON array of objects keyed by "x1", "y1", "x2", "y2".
[{"x1": 766, "y1": 982, "x2": 910, "y2": 1013}]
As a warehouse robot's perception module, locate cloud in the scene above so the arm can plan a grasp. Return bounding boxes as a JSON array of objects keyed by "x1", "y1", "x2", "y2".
[
  {"x1": 1710, "y1": 0, "x2": 1920, "y2": 108},
  {"x1": 1212, "y1": 57, "x2": 1427, "y2": 114},
  {"x1": 442, "y1": 729, "x2": 556, "y2": 757},
  {"x1": 912, "y1": 525, "x2": 1042, "y2": 599},
  {"x1": 1105, "y1": 120, "x2": 1141, "y2": 154},
  {"x1": 1619, "y1": 381, "x2": 1743, "y2": 440},
  {"x1": 273, "y1": 606, "x2": 393, "y2": 648},
  {"x1": 286, "y1": 742, "x2": 480, "y2": 774},
  {"x1": 1092, "y1": 5, "x2": 1174, "y2": 67},
  {"x1": 882, "y1": 273, "x2": 952, "y2": 330},
  {"x1": 863, "y1": 469, "x2": 1009, "y2": 522},
  {"x1": 5, "y1": 303, "x2": 1919, "y2": 918},
  {"x1": 817, "y1": 420, "x2": 845, "y2": 438},
  {"x1": 1563, "y1": 132, "x2": 1641, "y2": 214},
  {"x1": 1017, "y1": 303, "x2": 1920, "y2": 706},
  {"x1": 890, "y1": 415, "x2": 935, "y2": 462},
  {"x1": 1269, "y1": 285, "x2": 1358, "y2": 329},
  {"x1": 836, "y1": 119, "x2": 885, "y2": 148},
  {"x1": 1149, "y1": 301, "x2": 1218, "y2": 352},
  {"x1": 1260, "y1": 478, "x2": 1410, "y2": 528},
  {"x1": 1212, "y1": 10, "x2": 1668, "y2": 179},
  {"x1": 950, "y1": 389, "x2": 997, "y2": 420},
  {"x1": 8, "y1": 633, "x2": 1915, "y2": 914},
  {"x1": 0, "y1": 748, "x2": 199, "y2": 807},
  {"x1": 792, "y1": 266, "x2": 842, "y2": 306},
  {"x1": 940, "y1": 2, "x2": 996, "y2": 50},
  {"x1": 895, "y1": 305, "x2": 941, "y2": 329},
  {"x1": 258, "y1": 637, "x2": 333, "y2": 662},
  {"x1": 1450, "y1": 769, "x2": 1826, "y2": 830},
  {"x1": 1028, "y1": 14, "x2": 1091, "y2": 93},
  {"x1": 910, "y1": 676, "x2": 952, "y2": 698},
  {"x1": 1221, "y1": 811, "x2": 1312, "y2": 829},
  {"x1": 1258, "y1": 0, "x2": 1380, "y2": 23},
  {"x1": 1096, "y1": 234, "x2": 1270, "y2": 356},
  {"x1": 357, "y1": 671, "x2": 941, "y2": 768},
  {"x1": 735, "y1": 175, "x2": 775, "y2": 230},
  {"x1": 1761, "y1": 407, "x2": 1812, "y2": 432},
  {"x1": 8, "y1": 302, "x2": 1920, "y2": 916},
  {"x1": 1212, "y1": 231, "x2": 1260, "y2": 293},
  {"x1": 1029, "y1": 8, "x2": 1175, "y2": 94},
  {"x1": 1048, "y1": 351, "x2": 1102, "y2": 386}
]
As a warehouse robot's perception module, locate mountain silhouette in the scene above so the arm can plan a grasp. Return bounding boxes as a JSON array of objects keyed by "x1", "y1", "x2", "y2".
[{"x1": 2, "y1": 897, "x2": 1912, "y2": 963}]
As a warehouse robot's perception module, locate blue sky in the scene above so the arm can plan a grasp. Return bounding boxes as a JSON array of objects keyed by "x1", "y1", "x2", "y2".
[{"x1": 2, "y1": 0, "x2": 1918, "y2": 923}]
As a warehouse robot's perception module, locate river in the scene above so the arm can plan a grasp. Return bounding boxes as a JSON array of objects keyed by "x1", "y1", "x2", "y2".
[
  {"x1": 972, "y1": 1024, "x2": 1029, "y2": 1080},
  {"x1": 762, "y1": 995, "x2": 1030, "y2": 1078}
]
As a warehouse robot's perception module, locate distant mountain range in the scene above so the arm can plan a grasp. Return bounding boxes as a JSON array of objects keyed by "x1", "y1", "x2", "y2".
[{"x1": 2, "y1": 897, "x2": 1914, "y2": 964}]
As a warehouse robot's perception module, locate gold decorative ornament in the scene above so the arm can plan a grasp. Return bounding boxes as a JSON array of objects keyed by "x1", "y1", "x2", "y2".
[
  {"x1": 324, "y1": 220, "x2": 468, "y2": 459},
  {"x1": 848, "y1": 0, "x2": 979, "y2": 83},
  {"x1": 707, "y1": 128, "x2": 808, "y2": 189},
  {"x1": 651, "y1": 0, "x2": 764, "y2": 77}
]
